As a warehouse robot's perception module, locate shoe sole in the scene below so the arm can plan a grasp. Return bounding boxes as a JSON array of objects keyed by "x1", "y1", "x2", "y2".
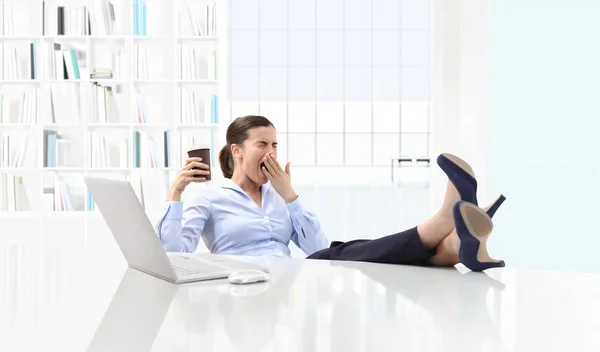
[
  {"x1": 441, "y1": 153, "x2": 476, "y2": 180},
  {"x1": 458, "y1": 202, "x2": 503, "y2": 264}
]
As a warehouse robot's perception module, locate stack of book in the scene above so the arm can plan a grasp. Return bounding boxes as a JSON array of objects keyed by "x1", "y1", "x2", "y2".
[
  {"x1": 45, "y1": 82, "x2": 124, "y2": 124},
  {"x1": 180, "y1": 90, "x2": 218, "y2": 124},
  {"x1": 44, "y1": 175, "x2": 74, "y2": 211},
  {"x1": 43, "y1": 0, "x2": 116, "y2": 36},
  {"x1": 90, "y1": 46, "x2": 126, "y2": 79},
  {"x1": 87, "y1": 83, "x2": 122, "y2": 123},
  {"x1": 90, "y1": 68, "x2": 113, "y2": 79},
  {"x1": 43, "y1": 130, "x2": 71, "y2": 168},
  {"x1": 179, "y1": 4, "x2": 217, "y2": 36},
  {"x1": 132, "y1": 130, "x2": 171, "y2": 168},
  {"x1": 41, "y1": 42, "x2": 86, "y2": 80},
  {"x1": 1, "y1": 42, "x2": 37, "y2": 80},
  {"x1": 179, "y1": 46, "x2": 217, "y2": 80},
  {"x1": 53, "y1": 178, "x2": 74, "y2": 211},
  {"x1": 88, "y1": 132, "x2": 129, "y2": 168}
]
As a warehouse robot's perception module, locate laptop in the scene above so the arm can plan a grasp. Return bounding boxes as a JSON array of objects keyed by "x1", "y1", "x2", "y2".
[{"x1": 84, "y1": 176, "x2": 269, "y2": 284}]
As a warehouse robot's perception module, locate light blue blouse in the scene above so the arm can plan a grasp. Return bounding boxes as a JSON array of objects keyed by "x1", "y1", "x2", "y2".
[{"x1": 155, "y1": 179, "x2": 329, "y2": 257}]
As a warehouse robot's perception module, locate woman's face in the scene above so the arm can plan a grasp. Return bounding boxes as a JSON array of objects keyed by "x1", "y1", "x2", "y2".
[{"x1": 233, "y1": 126, "x2": 278, "y2": 184}]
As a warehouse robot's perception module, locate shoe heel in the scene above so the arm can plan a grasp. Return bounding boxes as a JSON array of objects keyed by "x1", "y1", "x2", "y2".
[
  {"x1": 482, "y1": 194, "x2": 506, "y2": 218},
  {"x1": 454, "y1": 201, "x2": 505, "y2": 272}
]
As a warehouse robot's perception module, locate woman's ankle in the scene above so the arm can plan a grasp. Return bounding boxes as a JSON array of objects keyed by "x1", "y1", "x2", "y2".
[{"x1": 428, "y1": 234, "x2": 460, "y2": 266}]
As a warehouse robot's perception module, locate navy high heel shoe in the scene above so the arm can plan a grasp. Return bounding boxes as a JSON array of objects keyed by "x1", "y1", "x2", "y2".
[
  {"x1": 437, "y1": 153, "x2": 478, "y2": 205},
  {"x1": 453, "y1": 201, "x2": 505, "y2": 272},
  {"x1": 482, "y1": 194, "x2": 506, "y2": 218}
]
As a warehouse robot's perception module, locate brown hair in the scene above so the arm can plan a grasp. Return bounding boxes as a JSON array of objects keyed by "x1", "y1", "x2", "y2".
[{"x1": 219, "y1": 115, "x2": 274, "y2": 178}]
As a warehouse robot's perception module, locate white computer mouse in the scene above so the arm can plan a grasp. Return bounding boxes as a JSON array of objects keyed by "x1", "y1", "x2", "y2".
[{"x1": 228, "y1": 269, "x2": 270, "y2": 285}]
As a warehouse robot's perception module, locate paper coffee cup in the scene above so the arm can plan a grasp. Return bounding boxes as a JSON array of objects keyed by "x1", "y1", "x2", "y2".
[{"x1": 187, "y1": 146, "x2": 211, "y2": 181}]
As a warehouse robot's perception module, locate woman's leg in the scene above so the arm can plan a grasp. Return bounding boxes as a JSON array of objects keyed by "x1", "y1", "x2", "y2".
[{"x1": 307, "y1": 179, "x2": 461, "y2": 267}]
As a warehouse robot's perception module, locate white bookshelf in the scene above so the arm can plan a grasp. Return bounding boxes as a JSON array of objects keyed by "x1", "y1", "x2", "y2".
[{"x1": 0, "y1": 0, "x2": 226, "y2": 231}]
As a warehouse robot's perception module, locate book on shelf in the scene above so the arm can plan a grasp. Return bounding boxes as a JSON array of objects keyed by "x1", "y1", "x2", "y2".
[
  {"x1": 88, "y1": 83, "x2": 122, "y2": 123},
  {"x1": 180, "y1": 90, "x2": 219, "y2": 124},
  {"x1": 30, "y1": 42, "x2": 37, "y2": 80},
  {"x1": 45, "y1": 83, "x2": 84, "y2": 124},
  {"x1": 135, "y1": 89, "x2": 149, "y2": 123},
  {"x1": 90, "y1": 42, "x2": 126, "y2": 79},
  {"x1": 133, "y1": 0, "x2": 147, "y2": 36},
  {"x1": 90, "y1": 68, "x2": 112, "y2": 79},
  {"x1": 132, "y1": 130, "x2": 171, "y2": 168},
  {"x1": 86, "y1": 190, "x2": 95, "y2": 211},
  {"x1": 210, "y1": 94, "x2": 218, "y2": 124},
  {"x1": 44, "y1": 82, "x2": 122, "y2": 124},
  {"x1": 88, "y1": 132, "x2": 129, "y2": 168},
  {"x1": 210, "y1": 129, "x2": 215, "y2": 168},
  {"x1": 180, "y1": 4, "x2": 217, "y2": 36},
  {"x1": 43, "y1": 0, "x2": 115, "y2": 36},
  {"x1": 86, "y1": 172, "x2": 168, "y2": 212},
  {"x1": 1, "y1": 1, "x2": 14, "y2": 36},
  {"x1": 0, "y1": 88, "x2": 39, "y2": 124},
  {"x1": 2, "y1": 41, "x2": 37, "y2": 80},
  {"x1": 42, "y1": 42, "x2": 86, "y2": 80},
  {"x1": 43, "y1": 130, "x2": 72, "y2": 168},
  {"x1": 134, "y1": 44, "x2": 149, "y2": 79},
  {"x1": 41, "y1": 174, "x2": 75, "y2": 211},
  {"x1": 0, "y1": 132, "x2": 31, "y2": 168},
  {"x1": 179, "y1": 46, "x2": 217, "y2": 80},
  {"x1": 53, "y1": 177, "x2": 74, "y2": 211},
  {"x1": 130, "y1": 170, "x2": 169, "y2": 212},
  {"x1": 63, "y1": 49, "x2": 81, "y2": 79},
  {"x1": 1, "y1": 0, "x2": 222, "y2": 213},
  {"x1": 0, "y1": 174, "x2": 30, "y2": 211}
]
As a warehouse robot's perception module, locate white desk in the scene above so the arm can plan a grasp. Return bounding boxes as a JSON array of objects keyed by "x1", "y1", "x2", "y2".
[{"x1": 1, "y1": 245, "x2": 600, "y2": 352}]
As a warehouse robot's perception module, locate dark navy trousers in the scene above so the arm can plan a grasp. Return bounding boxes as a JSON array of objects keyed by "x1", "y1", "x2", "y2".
[{"x1": 306, "y1": 226, "x2": 436, "y2": 266}]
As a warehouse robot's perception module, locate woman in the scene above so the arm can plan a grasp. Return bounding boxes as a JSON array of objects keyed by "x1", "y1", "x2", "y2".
[{"x1": 155, "y1": 115, "x2": 506, "y2": 272}]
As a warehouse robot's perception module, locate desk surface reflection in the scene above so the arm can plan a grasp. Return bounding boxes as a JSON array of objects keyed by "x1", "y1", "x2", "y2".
[{"x1": 0, "y1": 246, "x2": 599, "y2": 352}]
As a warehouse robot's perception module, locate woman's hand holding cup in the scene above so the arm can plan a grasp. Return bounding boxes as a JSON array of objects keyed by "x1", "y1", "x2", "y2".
[{"x1": 168, "y1": 157, "x2": 210, "y2": 201}]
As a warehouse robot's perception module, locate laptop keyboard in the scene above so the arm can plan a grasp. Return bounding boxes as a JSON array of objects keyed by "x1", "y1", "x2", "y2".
[
  {"x1": 171, "y1": 257, "x2": 226, "y2": 276},
  {"x1": 170, "y1": 255, "x2": 256, "y2": 276}
]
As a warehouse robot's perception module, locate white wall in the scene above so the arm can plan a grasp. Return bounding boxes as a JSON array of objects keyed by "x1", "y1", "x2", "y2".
[
  {"x1": 490, "y1": 0, "x2": 600, "y2": 273},
  {"x1": 430, "y1": 0, "x2": 493, "y2": 216},
  {"x1": 431, "y1": 0, "x2": 600, "y2": 274}
]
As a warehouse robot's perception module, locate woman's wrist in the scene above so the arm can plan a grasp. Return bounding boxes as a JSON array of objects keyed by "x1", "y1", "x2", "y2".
[
  {"x1": 284, "y1": 192, "x2": 298, "y2": 203},
  {"x1": 168, "y1": 189, "x2": 182, "y2": 202}
]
